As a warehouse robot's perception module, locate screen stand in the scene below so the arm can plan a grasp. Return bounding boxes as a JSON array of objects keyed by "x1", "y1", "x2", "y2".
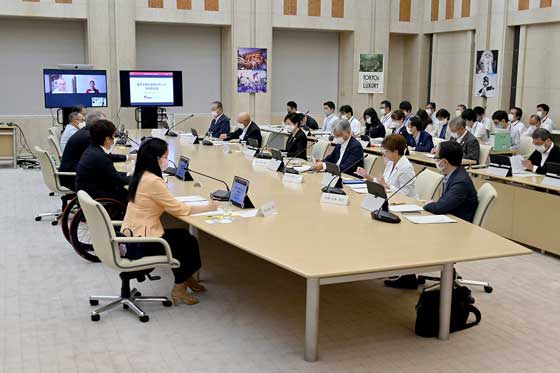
[
  {"x1": 242, "y1": 195, "x2": 255, "y2": 209},
  {"x1": 183, "y1": 170, "x2": 194, "y2": 181},
  {"x1": 137, "y1": 106, "x2": 159, "y2": 129},
  {"x1": 57, "y1": 108, "x2": 74, "y2": 127}
]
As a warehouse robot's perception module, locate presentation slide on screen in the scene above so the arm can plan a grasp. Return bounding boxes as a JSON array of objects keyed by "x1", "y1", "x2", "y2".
[{"x1": 129, "y1": 72, "x2": 174, "y2": 106}]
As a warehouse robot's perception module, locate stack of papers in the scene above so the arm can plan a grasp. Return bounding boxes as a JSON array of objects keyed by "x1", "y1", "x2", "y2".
[
  {"x1": 293, "y1": 165, "x2": 312, "y2": 173},
  {"x1": 389, "y1": 204, "x2": 424, "y2": 213},
  {"x1": 347, "y1": 184, "x2": 368, "y2": 194},
  {"x1": 176, "y1": 195, "x2": 210, "y2": 206},
  {"x1": 405, "y1": 215, "x2": 457, "y2": 224}
]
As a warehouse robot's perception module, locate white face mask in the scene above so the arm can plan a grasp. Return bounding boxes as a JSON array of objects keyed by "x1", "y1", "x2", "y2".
[
  {"x1": 508, "y1": 114, "x2": 515, "y2": 122},
  {"x1": 159, "y1": 158, "x2": 169, "y2": 171},
  {"x1": 448, "y1": 130, "x2": 458, "y2": 139},
  {"x1": 211, "y1": 110, "x2": 219, "y2": 118},
  {"x1": 78, "y1": 121, "x2": 86, "y2": 129},
  {"x1": 324, "y1": 110, "x2": 332, "y2": 117},
  {"x1": 426, "y1": 109, "x2": 433, "y2": 116},
  {"x1": 455, "y1": 110, "x2": 462, "y2": 117},
  {"x1": 406, "y1": 126, "x2": 413, "y2": 135},
  {"x1": 535, "y1": 144, "x2": 547, "y2": 153},
  {"x1": 536, "y1": 110, "x2": 544, "y2": 119},
  {"x1": 366, "y1": 117, "x2": 372, "y2": 125},
  {"x1": 285, "y1": 124, "x2": 295, "y2": 133},
  {"x1": 435, "y1": 159, "x2": 445, "y2": 172},
  {"x1": 379, "y1": 108, "x2": 386, "y2": 116},
  {"x1": 332, "y1": 136, "x2": 344, "y2": 145},
  {"x1": 237, "y1": 122, "x2": 245, "y2": 129}
]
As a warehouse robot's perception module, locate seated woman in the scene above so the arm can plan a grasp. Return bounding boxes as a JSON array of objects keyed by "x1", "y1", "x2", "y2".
[
  {"x1": 406, "y1": 116, "x2": 434, "y2": 152},
  {"x1": 355, "y1": 134, "x2": 418, "y2": 198},
  {"x1": 363, "y1": 107, "x2": 386, "y2": 139},
  {"x1": 416, "y1": 109, "x2": 434, "y2": 135},
  {"x1": 75, "y1": 119, "x2": 130, "y2": 203},
  {"x1": 283, "y1": 112, "x2": 308, "y2": 160},
  {"x1": 121, "y1": 138, "x2": 218, "y2": 305}
]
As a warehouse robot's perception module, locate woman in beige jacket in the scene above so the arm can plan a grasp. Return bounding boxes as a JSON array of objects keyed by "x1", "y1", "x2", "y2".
[{"x1": 122, "y1": 138, "x2": 217, "y2": 305}]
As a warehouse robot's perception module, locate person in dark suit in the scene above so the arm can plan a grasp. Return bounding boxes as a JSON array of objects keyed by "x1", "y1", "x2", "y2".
[
  {"x1": 286, "y1": 100, "x2": 319, "y2": 130},
  {"x1": 282, "y1": 113, "x2": 308, "y2": 160},
  {"x1": 523, "y1": 128, "x2": 560, "y2": 174},
  {"x1": 390, "y1": 109, "x2": 408, "y2": 137},
  {"x1": 59, "y1": 112, "x2": 131, "y2": 190},
  {"x1": 313, "y1": 119, "x2": 364, "y2": 175},
  {"x1": 207, "y1": 101, "x2": 230, "y2": 138},
  {"x1": 406, "y1": 116, "x2": 434, "y2": 152},
  {"x1": 363, "y1": 107, "x2": 386, "y2": 139},
  {"x1": 385, "y1": 141, "x2": 479, "y2": 290},
  {"x1": 448, "y1": 116, "x2": 480, "y2": 162},
  {"x1": 220, "y1": 112, "x2": 262, "y2": 146},
  {"x1": 75, "y1": 119, "x2": 131, "y2": 203}
]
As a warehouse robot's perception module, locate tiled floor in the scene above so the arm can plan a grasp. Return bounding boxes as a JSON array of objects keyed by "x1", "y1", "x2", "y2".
[{"x1": 1, "y1": 168, "x2": 559, "y2": 373}]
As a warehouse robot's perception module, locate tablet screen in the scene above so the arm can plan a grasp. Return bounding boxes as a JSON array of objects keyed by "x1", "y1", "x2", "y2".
[
  {"x1": 175, "y1": 156, "x2": 189, "y2": 180},
  {"x1": 230, "y1": 176, "x2": 250, "y2": 208}
]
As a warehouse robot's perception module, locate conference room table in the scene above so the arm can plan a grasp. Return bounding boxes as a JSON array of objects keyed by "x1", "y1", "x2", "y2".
[
  {"x1": 468, "y1": 168, "x2": 560, "y2": 256},
  {"x1": 122, "y1": 130, "x2": 530, "y2": 362}
]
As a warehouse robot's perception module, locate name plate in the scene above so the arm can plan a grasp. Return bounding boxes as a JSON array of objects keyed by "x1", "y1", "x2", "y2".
[
  {"x1": 360, "y1": 194, "x2": 385, "y2": 212},
  {"x1": 252, "y1": 158, "x2": 270, "y2": 168},
  {"x1": 223, "y1": 144, "x2": 232, "y2": 154},
  {"x1": 244, "y1": 148, "x2": 259, "y2": 157},
  {"x1": 322, "y1": 173, "x2": 339, "y2": 187},
  {"x1": 542, "y1": 176, "x2": 560, "y2": 189},
  {"x1": 282, "y1": 173, "x2": 304, "y2": 184},
  {"x1": 267, "y1": 159, "x2": 283, "y2": 171},
  {"x1": 320, "y1": 193, "x2": 349, "y2": 206},
  {"x1": 258, "y1": 201, "x2": 278, "y2": 217},
  {"x1": 179, "y1": 134, "x2": 197, "y2": 144},
  {"x1": 360, "y1": 140, "x2": 370, "y2": 148},
  {"x1": 487, "y1": 165, "x2": 510, "y2": 177}
]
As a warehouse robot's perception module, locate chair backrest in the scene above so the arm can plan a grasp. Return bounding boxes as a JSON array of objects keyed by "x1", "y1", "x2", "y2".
[
  {"x1": 415, "y1": 169, "x2": 444, "y2": 200},
  {"x1": 479, "y1": 144, "x2": 492, "y2": 166},
  {"x1": 362, "y1": 154, "x2": 377, "y2": 176},
  {"x1": 77, "y1": 190, "x2": 121, "y2": 270},
  {"x1": 34, "y1": 146, "x2": 65, "y2": 193},
  {"x1": 311, "y1": 140, "x2": 330, "y2": 161},
  {"x1": 432, "y1": 137, "x2": 444, "y2": 147},
  {"x1": 261, "y1": 131, "x2": 271, "y2": 148},
  {"x1": 473, "y1": 183, "x2": 497, "y2": 227},
  {"x1": 518, "y1": 136, "x2": 535, "y2": 157},
  {"x1": 48, "y1": 126, "x2": 62, "y2": 143},
  {"x1": 48, "y1": 135, "x2": 62, "y2": 163}
]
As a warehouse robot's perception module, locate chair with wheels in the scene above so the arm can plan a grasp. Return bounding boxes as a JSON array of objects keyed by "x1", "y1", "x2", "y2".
[
  {"x1": 518, "y1": 136, "x2": 535, "y2": 157},
  {"x1": 419, "y1": 183, "x2": 497, "y2": 293},
  {"x1": 48, "y1": 126, "x2": 62, "y2": 143},
  {"x1": 47, "y1": 135, "x2": 63, "y2": 166},
  {"x1": 415, "y1": 169, "x2": 444, "y2": 201},
  {"x1": 77, "y1": 190, "x2": 179, "y2": 323},
  {"x1": 261, "y1": 131, "x2": 271, "y2": 148},
  {"x1": 310, "y1": 140, "x2": 330, "y2": 161},
  {"x1": 33, "y1": 146, "x2": 75, "y2": 225},
  {"x1": 362, "y1": 154, "x2": 378, "y2": 177}
]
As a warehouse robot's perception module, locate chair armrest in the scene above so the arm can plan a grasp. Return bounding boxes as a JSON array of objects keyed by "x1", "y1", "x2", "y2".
[
  {"x1": 111, "y1": 221, "x2": 123, "y2": 227},
  {"x1": 55, "y1": 171, "x2": 77, "y2": 176},
  {"x1": 113, "y1": 236, "x2": 173, "y2": 263}
]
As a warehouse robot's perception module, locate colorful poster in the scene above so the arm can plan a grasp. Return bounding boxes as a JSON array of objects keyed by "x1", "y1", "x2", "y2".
[
  {"x1": 237, "y1": 48, "x2": 267, "y2": 93},
  {"x1": 358, "y1": 53, "x2": 384, "y2": 94},
  {"x1": 474, "y1": 50, "x2": 498, "y2": 98}
]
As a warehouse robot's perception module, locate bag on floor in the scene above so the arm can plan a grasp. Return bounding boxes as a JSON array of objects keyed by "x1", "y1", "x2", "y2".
[{"x1": 415, "y1": 285, "x2": 481, "y2": 338}]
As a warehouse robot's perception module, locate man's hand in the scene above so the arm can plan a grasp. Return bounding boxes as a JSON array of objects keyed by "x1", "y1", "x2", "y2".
[
  {"x1": 219, "y1": 134, "x2": 227, "y2": 140},
  {"x1": 313, "y1": 161, "x2": 324, "y2": 172},
  {"x1": 522, "y1": 159, "x2": 533, "y2": 171},
  {"x1": 127, "y1": 154, "x2": 137, "y2": 161}
]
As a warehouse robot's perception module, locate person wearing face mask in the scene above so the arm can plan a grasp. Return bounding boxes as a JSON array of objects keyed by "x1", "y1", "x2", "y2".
[
  {"x1": 448, "y1": 116, "x2": 480, "y2": 162},
  {"x1": 282, "y1": 112, "x2": 308, "y2": 160},
  {"x1": 509, "y1": 107, "x2": 525, "y2": 135},
  {"x1": 122, "y1": 138, "x2": 218, "y2": 306},
  {"x1": 462, "y1": 108, "x2": 488, "y2": 145},
  {"x1": 473, "y1": 106, "x2": 494, "y2": 136},
  {"x1": 389, "y1": 109, "x2": 406, "y2": 136},
  {"x1": 492, "y1": 110, "x2": 521, "y2": 151},
  {"x1": 522, "y1": 129, "x2": 560, "y2": 174},
  {"x1": 206, "y1": 101, "x2": 230, "y2": 138},
  {"x1": 339, "y1": 105, "x2": 362, "y2": 136},
  {"x1": 363, "y1": 107, "x2": 386, "y2": 139},
  {"x1": 406, "y1": 116, "x2": 434, "y2": 152},
  {"x1": 60, "y1": 112, "x2": 85, "y2": 152},
  {"x1": 379, "y1": 100, "x2": 393, "y2": 131},
  {"x1": 322, "y1": 101, "x2": 339, "y2": 132},
  {"x1": 220, "y1": 112, "x2": 262, "y2": 146},
  {"x1": 455, "y1": 104, "x2": 466, "y2": 118},
  {"x1": 398, "y1": 101, "x2": 414, "y2": 134},
  {"x1": 425, "y1": 102, "x2": 437, "y2": 124},
  {"x1": 75, "y1": 119, "x2": 131, "y2": 204},
  {"x1": 521, "y1": 114, "x2": 541, "y2": 137},
  {"x1": 286, "y1": 100, "x2": 319, "y2": 130},
  {"x1": 313, "y1": 119, "x2": 364, "y2": 175},
  {"x1": 416, "y1": 109, "x2": 434, "y2": 135},
  {"x1": 430, "y1": 109, "x2": 451, "y2": 140},
  {"x1": 536, "y1": 104, "x2": 554, "y2": 131},
  {"x1": 355, "y1": 134, "x2": 417, "y2": 198}
]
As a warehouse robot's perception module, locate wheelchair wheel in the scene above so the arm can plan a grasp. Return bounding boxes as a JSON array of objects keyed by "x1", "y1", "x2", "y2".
[
  {"x1": 61, "y1": 196, "x2": 78, "y2": 243},
  {"x1": 69, "y1": 198, "x2": 125, "y2": 263}
]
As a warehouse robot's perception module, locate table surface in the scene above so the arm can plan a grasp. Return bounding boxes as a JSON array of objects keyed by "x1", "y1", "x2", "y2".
[
  {"x1": 123, "y1": 131, "x2": 530, "y2": 279},
  {"x1": 364, "y1": 146, "x2": 478, "y2": 167},
  {"x1": 468, "y1": 168, "x2": 560, "y2": 193}
]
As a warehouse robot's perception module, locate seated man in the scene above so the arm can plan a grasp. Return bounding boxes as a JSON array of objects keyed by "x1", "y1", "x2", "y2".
[
  {"x1": 287, "y1": 100, "x2": 319, "y2": 130},
  {"x1": 75, "y1": 119, "x2": 130, "y2": 203},
  {"x1": 59, "y1": 112, "x2": 133, "y2": 190},
  {"x1": 448, "y1": 116, "x2": 480, "y2": 162},
  {"x1": 313, "y1": 119, "x2": 364, "y2": 175},
  {"x1": 406, "y1": 116, "x2": 434, "y2": 152},
  {"x1": 220, "y1": 112, "x2": 262, "y2": 147},
  {"x1": 60, "y1": 112, "x2": 84, "y2": 152},
  {"x1": 522, "y1": 128, "x2": 560, "y2": 174},
  {"x1": 207, "y1": 101, "x2": 230, "y2": 138},
  {"x1": 385, "y1": 141, "x2": 479, "y2": 290}
]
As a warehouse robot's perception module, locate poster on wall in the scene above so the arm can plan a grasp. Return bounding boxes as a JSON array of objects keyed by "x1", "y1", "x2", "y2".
[
  {"x1": 237, "y1": 48, "x2": 267, "y2": 93},
  {"x1": 474, "y1": 50, "x2": 498, "y2": 98},
  {"x1": 358, "y1": 53, "x2": 384, "y2": 94}
]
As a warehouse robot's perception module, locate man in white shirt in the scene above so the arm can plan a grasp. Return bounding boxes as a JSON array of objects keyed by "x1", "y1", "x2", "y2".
[
  {"x1": 339, "y1": 105, "x2": 362, "y2": 136},
  {"x1": 536, "y1": 103, "x2": 555, "y2": 131},
  {"x1": 379, "y1": 100, "x2": 392, "y2": 131},
  {"x1": 509, "y1": 107, "x2": 525, "y2": 134},
  {"x1": 463, "y1": 108, "x2": 488, "y2": 144},
  {"x1": 60, "y1": 112, "x2": 85, "y2": 152},
  {"x1": 522, "y1": 114, "x2": 542, "y2": 138},
  {"x1": 425, "y1": 101, "x2": 437, "y2": 124},
  {"x1": 473, "y1": 106, "x2": 494, "y2": 135},
  {"x1": 322, "y1": 101, "x2": 339, "y2": 132},
  {"x1": 492, "y1": 110, "x2": 522, "y2": 151}
]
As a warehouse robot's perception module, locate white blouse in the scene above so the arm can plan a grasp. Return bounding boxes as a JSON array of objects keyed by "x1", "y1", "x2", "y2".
[{"x1": 382, "y1": 155, "x2": 418, "y2": 198}]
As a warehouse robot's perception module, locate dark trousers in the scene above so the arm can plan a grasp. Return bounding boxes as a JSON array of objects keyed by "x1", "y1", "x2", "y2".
[{"x1": 142, "y1": 229, "x2": 202, "y2": 284}]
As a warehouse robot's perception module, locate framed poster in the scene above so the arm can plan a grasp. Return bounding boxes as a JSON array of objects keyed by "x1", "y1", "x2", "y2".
[{"x1": 237, "y1": 48, "x2": 267, "y2": 93}]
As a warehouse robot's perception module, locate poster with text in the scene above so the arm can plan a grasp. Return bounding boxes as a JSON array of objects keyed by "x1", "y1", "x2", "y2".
[
  {"x1": 358, "y1": 53, "x2": 384, "y2": 94},
  {"x1": 474, "y1": 50, "x2": 498, "y2": 98},
  {"x1": 237, "y1": 48, "x2": 267, "y2": 93}
]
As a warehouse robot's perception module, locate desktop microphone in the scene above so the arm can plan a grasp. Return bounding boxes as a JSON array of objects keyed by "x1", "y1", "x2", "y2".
[
  {"x1": 283, "y1": 142, "x2": 316, "y2": 174},
  {"x1": 322, "y1": 154, "x2": 369, "y2": 195},
  {"x1": 371, "y1": 167, "x2": 426, "y2": 224},
  {"x1": 166, "y1": 114, "x2": 195, "y2": 137},
  {"x1": 187, "y1": 167, "x2": 231, "y2": 201}
]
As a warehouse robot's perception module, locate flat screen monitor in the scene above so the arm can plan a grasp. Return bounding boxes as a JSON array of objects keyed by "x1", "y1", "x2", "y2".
[
  {"x1": 43, "y1": 69, "x2": 108, "y2": 108},
  {"x1": 120, "y1": 70, "x2": 183, "y2": 107}
]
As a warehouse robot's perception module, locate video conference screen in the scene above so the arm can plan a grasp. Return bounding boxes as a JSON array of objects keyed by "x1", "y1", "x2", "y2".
[
  {"x1": 119, "y1": 70, "x2": 183, "y2": 107},
  {"x1": 43, "y1": 69, "x2": 108, "y2": 108}
]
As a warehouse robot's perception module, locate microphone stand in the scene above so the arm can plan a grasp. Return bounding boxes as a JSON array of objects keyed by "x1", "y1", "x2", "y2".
[
  {"x1": 322, "y1": 154, "x2": 369, "y2": 195},
  {"x1": 166, "y1": 114, "x2": 195, "y2": 137},
  {"x1": 283, "y1": 142, "x2": 316, "y2": 174},
  {"x1": 187, "y1": 168, "x2": 231, "y2": 201}
]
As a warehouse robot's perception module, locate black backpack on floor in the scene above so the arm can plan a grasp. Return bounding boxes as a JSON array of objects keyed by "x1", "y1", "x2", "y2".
[{"x1": 415, "y1": 285, "x2": 482, "y2": 338}]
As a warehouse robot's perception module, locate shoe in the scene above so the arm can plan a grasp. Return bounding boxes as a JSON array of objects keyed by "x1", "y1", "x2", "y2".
[
  {"x1": 185, "y1": 277, "x2": 207, "y2": 293},
  {"x1": 384, "y1": 275, "x2": 422, "y2": 290},
  {"x1": 171, "y1": 283, "x2": 199, "y2": 305}
]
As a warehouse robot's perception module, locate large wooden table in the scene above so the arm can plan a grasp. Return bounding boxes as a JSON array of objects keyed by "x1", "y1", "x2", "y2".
[{"x1": 124, "y1": 131, "x2": 530, "y2": 362}]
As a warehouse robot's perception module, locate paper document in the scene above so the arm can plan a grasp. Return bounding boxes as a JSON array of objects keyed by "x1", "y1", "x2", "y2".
[
  {"x1": 405, "y1": 215, "x2": 457, "y2": 224},
  {"x1": 185, "y1": 201, "x2": 211, "y2": 207},
  {"x1": 350, "y1": 188, "x2": 369, "y2": 194},
  {"x1": 233, "y1": 209, "x2": 259, "y2": 218},
  {"x1": 389, "y1": 204, "x2": 424, "y2": 213},
  {"x1": 176, "y1": 195, "x2": 206, "y2": 203},
  {"x1": 509, "y1": 155, "x2": 528, "y2": 174},
  {"x1": 293, "y1": 165, "x2": 312, "y2": 173},
  {"x1": 191, "y1": 209, "x2": 226, "y2": 217}
]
